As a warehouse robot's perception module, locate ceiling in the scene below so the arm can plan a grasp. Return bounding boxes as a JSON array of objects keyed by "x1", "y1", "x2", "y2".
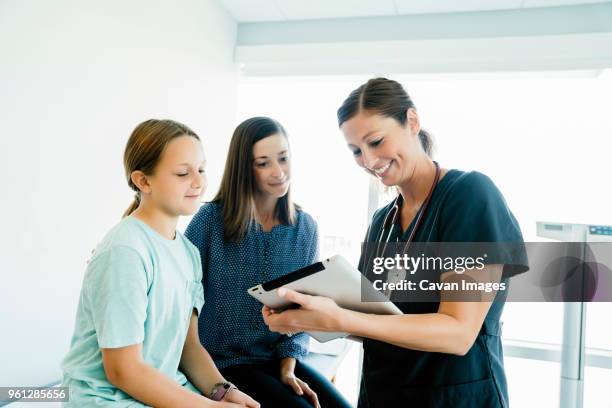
[{"x1": 219, "y1": 0, "x2": 612, "y2": 22}]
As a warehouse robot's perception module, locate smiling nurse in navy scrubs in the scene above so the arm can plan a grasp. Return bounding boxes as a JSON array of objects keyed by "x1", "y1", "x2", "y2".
[{"x1": 263, "y1": 78, "x2": 528, "y2": 408}]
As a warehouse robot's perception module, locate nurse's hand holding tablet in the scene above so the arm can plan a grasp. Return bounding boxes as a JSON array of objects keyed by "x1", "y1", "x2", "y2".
[{"x1": 263, "y1": 287, "x2": 343, "y2": 335}]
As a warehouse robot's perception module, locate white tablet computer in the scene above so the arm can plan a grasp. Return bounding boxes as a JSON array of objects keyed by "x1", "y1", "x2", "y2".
[{"x1": 248, "y1": 255, "x2": 402, "y2": 342}]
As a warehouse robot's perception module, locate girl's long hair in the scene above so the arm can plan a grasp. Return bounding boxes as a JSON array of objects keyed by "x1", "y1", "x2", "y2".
[{"x1": 213, "y1": 117, "x2": 297, "y2": 242}]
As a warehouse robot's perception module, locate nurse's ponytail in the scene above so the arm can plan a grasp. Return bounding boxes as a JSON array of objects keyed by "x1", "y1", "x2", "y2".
[
  {"x1": 122, "y1": 119, "x2": 199, "y2": 217},
  {"x1": 418, "y1": 129, "x2": 433, "y2": 158},
  {"x1": 337, "y1": 77, "x2": 434, "y2": 157}
]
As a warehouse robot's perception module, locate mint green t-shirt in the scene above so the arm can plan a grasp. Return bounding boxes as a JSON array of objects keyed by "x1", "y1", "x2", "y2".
[{"x1": 61, "y1": 216, "x2": 205, "y2": 407}]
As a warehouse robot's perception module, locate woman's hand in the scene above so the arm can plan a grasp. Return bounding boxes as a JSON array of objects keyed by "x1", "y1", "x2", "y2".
[
  {"x1": 262, "y1": 288, "x2": 345, "y2": 334},
  {"x1": 222, "y1": 388, "x2": 260, "y2": 407},
  {"x1": 280, "y1": 357, "x2": 320, "y2": 408}
]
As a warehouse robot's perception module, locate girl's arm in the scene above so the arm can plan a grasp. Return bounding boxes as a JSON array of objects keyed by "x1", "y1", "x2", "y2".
[
  {"x1": 180, "y1": 311, "x2": 260, "y2": 408},
  {"x1": 264, "y1": 265, "x2": 502, "y2": 356},
  {"x1": 102, "y1": 345, "x2": 233, "y2": 408},
  {"x1": 179, "y1": 312, "x2": 225, "y2": 396}
]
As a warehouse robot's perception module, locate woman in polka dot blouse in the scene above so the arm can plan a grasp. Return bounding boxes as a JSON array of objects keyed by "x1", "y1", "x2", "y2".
[{"x1": 185, "y1": 117, "x2": 352, "y2": 408}]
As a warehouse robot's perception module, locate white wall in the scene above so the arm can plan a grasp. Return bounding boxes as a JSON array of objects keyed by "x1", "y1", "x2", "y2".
[{"x1": 0, "y1": 0, "x2": 237, "y2": 387}]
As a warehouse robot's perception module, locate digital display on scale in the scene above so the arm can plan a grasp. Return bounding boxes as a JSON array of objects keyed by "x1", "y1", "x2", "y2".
[{"x1": 589, "y1": 225, "x2": 612, "y2": 236}]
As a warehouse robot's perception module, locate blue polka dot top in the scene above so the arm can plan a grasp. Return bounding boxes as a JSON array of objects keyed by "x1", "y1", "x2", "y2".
[{"x1": 185, "y1": 202, "x2": 319, "y2": 369}]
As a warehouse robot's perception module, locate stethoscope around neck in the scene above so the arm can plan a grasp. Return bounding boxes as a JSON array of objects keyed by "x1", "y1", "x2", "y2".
[
  {"x1": 365, "y1": 161, "x2": 441, "y2": 299},
  {"x1": 374, "y1": 161, "x2": 441, "y2": 262}
]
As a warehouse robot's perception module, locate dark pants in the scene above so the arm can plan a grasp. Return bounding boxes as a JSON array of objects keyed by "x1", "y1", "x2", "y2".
[{"x1": 220, "y1": 360, "x2": 353, "y2": 408}]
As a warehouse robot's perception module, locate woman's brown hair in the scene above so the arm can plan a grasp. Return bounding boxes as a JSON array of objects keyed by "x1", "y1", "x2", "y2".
[
  {"x1": 213, "y1": 117, "x2": 297, "y2": 242},
  {"x1": 122, "y1": 119, "x2": 199, "y2": 217},
  {"x1": 337, "y1": 77, "x2": 434, "y2": 156}
]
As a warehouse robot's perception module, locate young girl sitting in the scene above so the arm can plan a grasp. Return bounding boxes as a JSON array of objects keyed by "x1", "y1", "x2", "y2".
[{"x1": 61, "y1": 119, "x2": 259, "y2": 408}]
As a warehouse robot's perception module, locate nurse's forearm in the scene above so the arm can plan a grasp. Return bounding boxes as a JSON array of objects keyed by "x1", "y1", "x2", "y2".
[
  {"x1": 340, "y1": 310, "x2": 476, "y2": 355},
  {"x1": 339, "y1": 267, "x2": 500, "y2": 354}
]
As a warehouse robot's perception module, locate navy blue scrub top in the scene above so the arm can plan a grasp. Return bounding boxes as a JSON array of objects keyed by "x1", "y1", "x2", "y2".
[{"x1": 357, "y1": 169, "x2": 528, "y2": 408}]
